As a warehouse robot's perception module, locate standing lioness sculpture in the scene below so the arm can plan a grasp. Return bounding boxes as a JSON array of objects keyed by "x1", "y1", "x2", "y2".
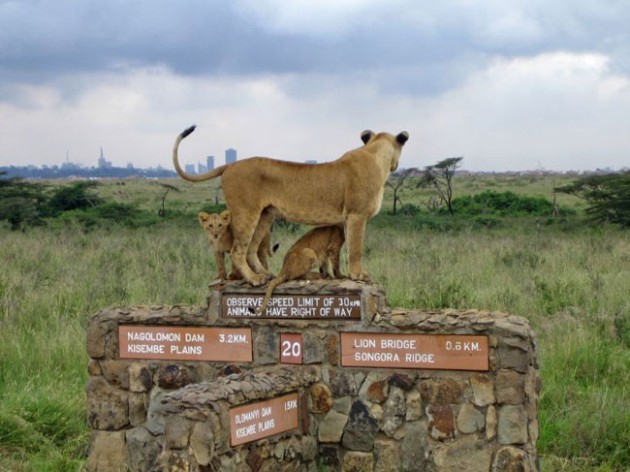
[{"x1": 173, "y1": 126, "x2": 408, "y2": 286}]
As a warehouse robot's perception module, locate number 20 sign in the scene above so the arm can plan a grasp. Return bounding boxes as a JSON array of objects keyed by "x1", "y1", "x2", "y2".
[{"x1": 280, "y1": 333, "x2": 303, "y2": 364}]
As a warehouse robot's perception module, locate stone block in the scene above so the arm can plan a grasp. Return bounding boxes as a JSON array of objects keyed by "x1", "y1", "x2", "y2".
[
  {"x1": 126, "y1": 426, "x2": 161, "y2": 472},
  {"x1": 433, "y1": 435, "x2": 493, "y2": 472},
  {"x1": 496, "y1": 370, "x2": 525, "y2": 405},
  {"x1": 486, "y1": 405, "x2": 497, "y2": 441},
  {"x1": 405, "y1": 389, "x2": 423, "y2": 421},
  {"x1": 401, "y1": 420, "x2": 429, "y2": 472},
  {"x1": 164, "y1": 415, "x2": 191, "y2": 450},
  {"x1": 382, "y1": 386, "x2": 406, "y2": 438},
  {"x1": 318, "y1": 410, "x2": 348, "y2": 443},
  {"x1": 190, "y1": 420, "x2": 215, "y2": 466},
  {"x1": 420, "y1": 379, "x2": 462, "y2": 404},
  {"x1": 374, "y1": 438, "x2": 401, "y2": 472},
  {"x1": 86, "y1": 377, "x2": 129, "y2": 430},
  {"x1": 498, "y1": 405, "x2": 528, "y2": 445},
  {"x1": 303, "y1": 332, "x2": 324, "y2": 364},
  {"x1": 470, "y1": 373, "x2": 496, "y2": 406},
  {"x1": 498, "y1": 345, "x2": 529, "y2": 373},
  {"x1": 342, "y1": 451, "x2": 374, "y2": 472},
  {"x1": 427, "y1": 404, "x2": 456, "y2": 441},
  {"x1": 87, "y1": 430, "x2": 128, "y2": 472},
  {"x1": 310, "y1": 382, "x2": 333, "y2": 414},
  {"x1": 457, "y1": 403, "x2": 485, "y2": 434},
  {"x1": 129, "y1": 363, "x2": 152, "y2": 392},
  {"x1": 342, "y1": 401, "x2": 379, "y2": 451},
  {"x1": 128, "y1": 392, "x2": 148, "y2": 427},
  {"x1": 492, "y1": 446, "x2": 533, "y2": 472}
]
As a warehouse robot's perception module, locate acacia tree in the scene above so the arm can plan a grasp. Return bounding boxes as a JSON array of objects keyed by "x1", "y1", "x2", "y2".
[
  {"x1": 0, "y1": 172, "x2": 48, "y2": 230},
  {"x1": 556, "y1": 171, "x2": 630, "y2": 227},
  {"x1": 158, "y1": 183, "x2": 180, "y2": 218},
  {"x1": 418, "y1": 157, "x2": 463, "y2": 215},
  {"x1": 386, "y1": 169, "x2": 416, "y2": 215}
]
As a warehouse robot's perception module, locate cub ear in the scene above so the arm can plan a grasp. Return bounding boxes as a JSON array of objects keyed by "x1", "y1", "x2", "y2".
[
  {"x1": 396, "y1": 131, "x2": 409, "y2": 146},
  {"x1": 220, "y1": 210, "x2": 231, "y2": 222},
  {"x1": 360, "y1": 130, "x2": 374, "y2": 144},
  {"x1": 198, "y1": 212, "x2": 209, "y2": 223}
]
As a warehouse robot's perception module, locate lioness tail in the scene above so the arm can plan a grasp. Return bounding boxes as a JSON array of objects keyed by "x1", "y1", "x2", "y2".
[
  {"x1": 172, "y1": 125, "x2": 228, "y2": 182},
  {"x1": 256, "y1": 275, "x2": 286, "y2": 315}
]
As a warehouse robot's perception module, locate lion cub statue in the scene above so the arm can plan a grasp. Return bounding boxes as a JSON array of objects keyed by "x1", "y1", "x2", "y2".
[
  {"x1": 198, "y1": 210, "x2": 275, "y2": 280},
  {"x1": 255, "y1": 225, "x2": 345, "y2": 315}
]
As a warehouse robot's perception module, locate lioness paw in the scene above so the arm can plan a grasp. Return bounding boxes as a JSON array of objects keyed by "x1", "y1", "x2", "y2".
[{"x1": 350, "y1": 271, "x2": 371, "y2": 283}]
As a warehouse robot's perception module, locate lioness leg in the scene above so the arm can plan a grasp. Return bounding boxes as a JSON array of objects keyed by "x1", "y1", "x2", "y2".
[
  {"x1": 247, "y1": 210, "x2": 275, "y2": 279},
  {"x1": 229, "y1": 211, "x2": 267, "y2": 286},
  {"x1": 345, "y1": 214, "x2": 370, "y2": 281}
]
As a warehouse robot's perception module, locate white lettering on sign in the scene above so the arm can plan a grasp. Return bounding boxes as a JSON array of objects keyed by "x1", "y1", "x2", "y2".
[
  {"x1": 229, "y1": 393, "x2": 299, "y2": 446},
  {"x1": 341, "y1": 333, "x2": 489, "y2": 371},
  {"x1": 219, "y1": 333, "x2": 249, "y2": 344},
  {"x1": 222, "y1": 294, "x2": 361, "y2": 320},
  {"x1": 445, "y1": 340, "x2": 482, "y2": 352},
  {"x1": 127, "y1": 331, "x2": 181, "y2": 342},
  {"x1": 126, "y1": 344, "x2": 165, "y2": 354},
  {"x1": 119, "y1": 326, "x2": 252, "y2": 362}
]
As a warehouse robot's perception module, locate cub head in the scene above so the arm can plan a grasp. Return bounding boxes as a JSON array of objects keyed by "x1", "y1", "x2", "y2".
[{"x1": 198, "y1": 210, "x2": 231, "y2": 243}]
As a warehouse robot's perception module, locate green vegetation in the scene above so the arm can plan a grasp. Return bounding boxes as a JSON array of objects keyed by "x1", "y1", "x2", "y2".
[
  {"x1": 557, "y1": 171, "x2": 630, "y2": 227},
  {"x1": 0, "y1": 174, "x2": 628, "y2": 471}
]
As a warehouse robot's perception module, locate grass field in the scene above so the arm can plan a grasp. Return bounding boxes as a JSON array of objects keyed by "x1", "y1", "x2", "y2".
[{"x1": 0, "y1": 175, "x2": 628, "y2": 471}]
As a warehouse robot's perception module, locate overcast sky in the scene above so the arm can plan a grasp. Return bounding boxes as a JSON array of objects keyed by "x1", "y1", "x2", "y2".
[{"x1": 1, "y1": 0, "x2": 629, "y2": 172}]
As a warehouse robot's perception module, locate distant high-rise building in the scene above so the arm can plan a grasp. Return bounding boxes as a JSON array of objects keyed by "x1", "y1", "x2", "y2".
[
  {"x1": 98, "y1": 147, "x2": 112, "y2": 169},
  {"x1": 305, "y1": 160, "x2": 318, "y2": 164},
  {"x1": 184, "y1": 164, "x2": 196, "y2": 174},
  {"x1": 206, "y1": 155, "x2": 215, "y2": 171},
  {"x1": 198, "y1": 162, "x2": 207, "y2": 174},
  {"x1": 225, "y1": 148, "x2": 237, "y2": 165}
]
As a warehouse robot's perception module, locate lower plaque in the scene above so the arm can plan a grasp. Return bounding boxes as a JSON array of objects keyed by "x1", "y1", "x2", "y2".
[
  {"x1": 341, "y1": 333, "x2": 488, "y2": 371},
  {"x1": 119, "y1": 325, "x2": 253, "y2": 362},
  {"x1": 230, "y1": 392, "x2": 299, "y2": 446}
]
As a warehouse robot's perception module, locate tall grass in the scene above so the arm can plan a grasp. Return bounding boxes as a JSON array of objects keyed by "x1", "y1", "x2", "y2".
[{"x1": 1, "y1": 215, "x2": 628, "y2": 470}]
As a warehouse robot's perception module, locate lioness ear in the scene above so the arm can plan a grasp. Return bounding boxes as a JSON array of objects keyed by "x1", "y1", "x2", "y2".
[
  {"x1": 360, "y1": 130, "x2": 374, "y2": 144},
  {"x1": 396, "y1": 131, "x2": 409, "y2": 146}
]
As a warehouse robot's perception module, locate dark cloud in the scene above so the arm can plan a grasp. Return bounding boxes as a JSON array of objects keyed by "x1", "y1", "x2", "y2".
[{"x1": 1, "y1": 0, "x2": 629, "y2": 94}]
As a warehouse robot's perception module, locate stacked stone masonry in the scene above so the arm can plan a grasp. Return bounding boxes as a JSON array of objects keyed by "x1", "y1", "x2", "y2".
[{"x1": 86, "y1": 280, "x2": 540, "y2": 471}]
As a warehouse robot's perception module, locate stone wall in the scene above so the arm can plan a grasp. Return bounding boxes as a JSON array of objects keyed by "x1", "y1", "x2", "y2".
[{"x1": 86, "y1": 280, "x2": 540, "y2": 471}]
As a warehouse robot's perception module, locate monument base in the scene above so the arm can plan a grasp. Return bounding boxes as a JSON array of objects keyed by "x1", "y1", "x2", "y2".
[{"x1": 86, "y1": 280, "x2": 539, "y2": 471}]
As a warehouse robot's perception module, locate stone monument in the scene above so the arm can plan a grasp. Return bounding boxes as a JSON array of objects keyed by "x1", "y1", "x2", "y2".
[{"x1": 86, "y1": 278, "x2": 540, "y2": 471}]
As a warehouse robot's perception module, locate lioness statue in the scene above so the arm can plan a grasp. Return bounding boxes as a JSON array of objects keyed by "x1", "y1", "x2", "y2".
[
  {"x1": 255, "y1": 225, "x2": 345, "y2": 315},
  {"x1": 174, "y1": 126, "x2": 408, "y2": 286},
  {"x1": 198, "y1": 210, "x2": 276, "y2": 280}
]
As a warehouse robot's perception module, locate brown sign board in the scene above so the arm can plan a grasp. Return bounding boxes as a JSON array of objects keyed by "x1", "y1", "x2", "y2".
[
  {"x1": 280, "y1": 333, "x2": 303, "y2": 364},
  {"x1": 119, "y1": 325, "x2": 253, "y2": 362},
  {"x1": 221, "y1": 293, "x2": 361, "y2": 320},
  {"x1": 230, "y1": 392, "x2": 299, "y2": 446},
  {"x1": 341, "y1": 333, "x2": 488, "y2": 371}
]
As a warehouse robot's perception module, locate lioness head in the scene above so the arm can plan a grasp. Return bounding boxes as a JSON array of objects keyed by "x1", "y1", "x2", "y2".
[
  {"x1": 198, "y1": 210, "x2": 231, "y2": 243},
  {"x1": 361, "y1": 129, "x2": 409, "y2": 172}
]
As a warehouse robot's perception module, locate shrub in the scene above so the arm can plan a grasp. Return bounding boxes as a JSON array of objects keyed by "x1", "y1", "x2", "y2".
[
  {"x1": 450, "y1": 190, "x2": 555, "y2": 217},
  {"x1": 399, "y1": 203, "x2": 422, "y2": 216},
  {"x1": 45, "y1": 181, "x2": 103, "y2": 216},
  {"x1": 55, "y1": 202, "x2": 160, "y2": 229}
]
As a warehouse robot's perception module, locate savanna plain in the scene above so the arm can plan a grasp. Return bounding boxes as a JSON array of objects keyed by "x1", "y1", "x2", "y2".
[{"x1": 0, "y1": 174, "x2": 628, "y2": 471}]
